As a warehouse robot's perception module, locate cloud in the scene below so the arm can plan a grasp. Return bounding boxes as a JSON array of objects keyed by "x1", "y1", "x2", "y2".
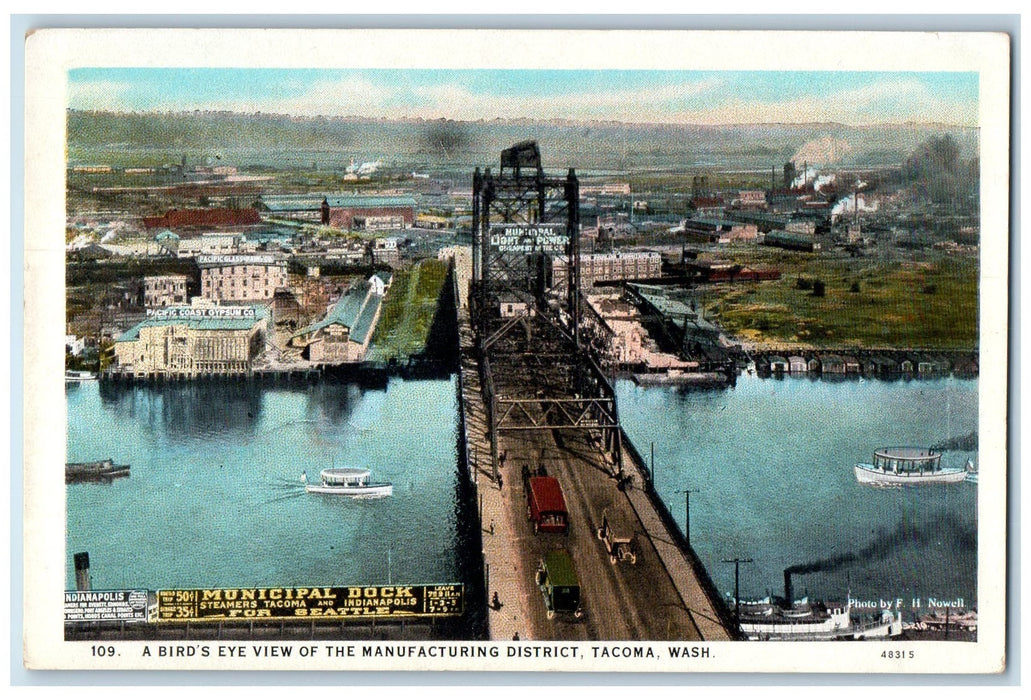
[
  {"x1": 66, "y1": 73, "x2": 977, "y2": 127},
  {"x1": 677, "y1": 78, "x2": 977, "y2": 126}
]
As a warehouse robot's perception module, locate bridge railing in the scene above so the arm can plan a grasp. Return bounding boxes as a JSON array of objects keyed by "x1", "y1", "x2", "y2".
[{"x1": 619, "y1": 427, "x2": 743, "y2": 640}]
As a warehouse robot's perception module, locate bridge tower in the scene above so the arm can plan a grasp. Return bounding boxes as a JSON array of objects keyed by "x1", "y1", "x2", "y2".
[{"x1": 471, "y1": 141, "x2": 623, "y2": 482}]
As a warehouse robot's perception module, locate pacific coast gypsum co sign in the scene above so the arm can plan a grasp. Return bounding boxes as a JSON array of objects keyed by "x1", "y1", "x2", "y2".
[
  {"x1": 156, "y1": 585, "x2": 464, "y2": 621},
  {"x1": 489, "y1": 224, "x2": 568, "y2": 253}
]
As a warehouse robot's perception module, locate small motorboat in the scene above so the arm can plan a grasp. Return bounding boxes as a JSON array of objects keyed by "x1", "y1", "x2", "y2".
[{"x1": 303, "y1": 468, "x2": 392, "y2": 498}]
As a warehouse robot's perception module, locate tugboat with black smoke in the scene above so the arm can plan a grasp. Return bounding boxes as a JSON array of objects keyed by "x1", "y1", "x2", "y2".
[{"x1": 734, "y1": 568, "x2": 903, "y2": 641}]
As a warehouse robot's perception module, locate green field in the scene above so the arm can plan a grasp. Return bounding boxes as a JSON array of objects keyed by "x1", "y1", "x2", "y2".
[
  {"x1": 367, "y1": 259, "x2": 449, "y2": 361},
  {"x1": 699, "y1": 249, "x2": 979, "y2": 349}
]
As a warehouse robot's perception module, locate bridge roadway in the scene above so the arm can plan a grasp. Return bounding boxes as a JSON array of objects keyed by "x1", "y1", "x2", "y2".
[{"x1": 459, "y1": 312, "x2": 732, "y2": 642}]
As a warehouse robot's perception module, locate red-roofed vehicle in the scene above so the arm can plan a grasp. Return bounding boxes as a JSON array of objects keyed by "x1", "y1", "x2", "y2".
[{"x1": 526, "y1": 476, "x2": 568, "y2": 534}]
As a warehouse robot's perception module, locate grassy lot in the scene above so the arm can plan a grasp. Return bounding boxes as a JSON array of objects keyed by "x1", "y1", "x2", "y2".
[
  {"x1": 700, "y1": 248, "x2": 978, "y2": 349},
  {"x1": 367, "y1": 258, "x2": 449, "y2": 361}
]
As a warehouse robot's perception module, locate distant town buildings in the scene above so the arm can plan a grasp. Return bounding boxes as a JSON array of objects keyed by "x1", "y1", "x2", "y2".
[
  {"x1": 171, "y1": 233, "x2": 241, "y2": 258},
  {"x1": 415, "y1": 213, "x2": 451, "y2": 229},
  {"x1": 734, "y1": 190, "x2": 767, "y2": 210},
  {"x1": 678, "y1": 218, "x2": 758, "y2": 245},
  {"x1": 785, "y1": 220, "x2": 817, "y2": 236},
  {"x1": 254, "y1": 195, "x2": 326, "y2": 223},
  {"x1": 581, "y1": 182, "x2": 631, "y2": 197},
  {"x1": 760, "y1": 230, "x2": 822, "y2": 252}
]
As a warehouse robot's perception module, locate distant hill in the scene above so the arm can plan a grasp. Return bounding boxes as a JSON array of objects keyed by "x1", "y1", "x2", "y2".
[{"x1": 67, "y1": 110, "x2": 979, "y2": 174}]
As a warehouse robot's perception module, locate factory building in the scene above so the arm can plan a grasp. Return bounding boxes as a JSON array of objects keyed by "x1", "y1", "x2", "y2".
[
  {"x1": 254, "y1": 194, "x2": 418, "y2": 231},
  {"x1": 677, "y1": 217, "x2": 756, "y2": 244},
  {"x1": 321, "y1": 196, "x2": 417, "y2": 230},
  {"x1": 198, "y1": 254, "x2": 289, "y2": 303},
  {"x1": 143, "y1": 275, "x2": 189, "y2": 307},
  {"x1": 253, "y1": 195, "x2": 326, "y2": 223},
  {"x1": 114, "y1": 305, "x2": 269, "y2": 377},
  {"x1": 289, "y1": 276, "x2": 386, "y2": 363},
  {"x1": 552, "y1": 251, "x2": 662, "y2": 288}
]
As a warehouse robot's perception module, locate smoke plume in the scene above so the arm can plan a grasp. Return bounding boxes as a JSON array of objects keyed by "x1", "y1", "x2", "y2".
[
  {"x1": 786, "y1": 512, "x2": 977, "y2": 577},
  {"x1": 419, "y1": 120, "x2": 471, "y2": 162}
]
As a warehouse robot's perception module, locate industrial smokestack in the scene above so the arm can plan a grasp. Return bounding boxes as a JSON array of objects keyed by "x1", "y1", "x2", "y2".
[
  {"x1": 74, "y1": 551, "x2": 91, "y2": 591},
  {"x1": 783, "y1": 569, "x2": 793, "y2": 608}
]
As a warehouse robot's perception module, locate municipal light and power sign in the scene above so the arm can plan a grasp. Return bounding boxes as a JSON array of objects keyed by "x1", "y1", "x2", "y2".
[
  {"x1": 489, "y1": 224, "x2": 568, "y2": 253},
  {"x1": 155, "y1": 584, "x2": 464, "y2": 621}
]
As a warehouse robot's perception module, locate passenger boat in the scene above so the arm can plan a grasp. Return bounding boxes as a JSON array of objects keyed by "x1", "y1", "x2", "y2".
[
  {"x1": 854, "y1": 447, "x2": 970, "y2": 486},
  {"x1": 65, "y1": 370, "x2": 98, "y2": 383},
  {"x1": 303, "y1": 468, "x2": 392, "y2": 498},
  {"x1": 736, "y1": 572, "x2": 903, "y2": 641},
  {"x1": 736, "y1": 596, "x2": 903, "y2": 641}
]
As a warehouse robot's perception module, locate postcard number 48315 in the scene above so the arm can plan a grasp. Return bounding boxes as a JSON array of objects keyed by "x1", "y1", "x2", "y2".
[{"x1": 881, "y1": 649, "x2": 915, "y2": 660}]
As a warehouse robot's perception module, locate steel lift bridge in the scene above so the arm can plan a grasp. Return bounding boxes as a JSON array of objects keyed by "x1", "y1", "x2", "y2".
[{"x1": 471, "y1": 141, "x2": 624, "y2": 483}]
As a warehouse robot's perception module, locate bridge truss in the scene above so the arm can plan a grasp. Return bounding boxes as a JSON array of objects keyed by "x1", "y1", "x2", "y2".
[{"x1": 470, "y1": 143, "x2": 624, "y2": 482}]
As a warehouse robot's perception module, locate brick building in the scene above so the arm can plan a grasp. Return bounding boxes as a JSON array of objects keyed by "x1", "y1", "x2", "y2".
[
  {"x1": 321, "y1": 196, "x2": 416, "y2": 230},
  {"x1": 142, "y1": 208, "x2": 262, "y2": 230}
]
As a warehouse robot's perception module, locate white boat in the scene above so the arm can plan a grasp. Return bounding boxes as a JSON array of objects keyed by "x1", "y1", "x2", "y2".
[
  {"x1": 303, "y1": 468, "x2": 392, "y2": 498},
  {"x1": 736, "y1": 596, "x2": 903, "y2": 641},
  {"x1": 65, "y1": 370, "x2": 98, "y2": 383},
  {"x1": 854, "y1": 447, "x2": 970, "y2": 486}
]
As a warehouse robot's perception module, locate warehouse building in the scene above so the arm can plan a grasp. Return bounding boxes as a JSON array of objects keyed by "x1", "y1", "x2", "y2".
[
  {"x1": 677, "y1": 217, "x2": 757, "y2": 244},
  {"x1": 321, "y1": 195, "x2": 417, "y2": 230},
  {"x1": 289, "y1": 276, "x2": 385, "y2": 363},
  {"x1": 760, "y1": 230, "x2": 822, "y2": 252},
  {"x1": 553, "y1": 251, "x2": 662, "y2": 288},
  {"x1": 114, "y1": 305, "x2": 269, "y2": 377},
  {"x1": 254, "y1": 195, "x2": 326, "y2": 223}
]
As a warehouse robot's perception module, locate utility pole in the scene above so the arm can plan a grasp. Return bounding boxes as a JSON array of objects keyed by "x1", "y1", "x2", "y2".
[
  {"x1": 676, "y1": 488, "x2": 697, "y2": 545},
  {"x1": 721, "y1": 557, "x2": 753, "y2": 624}
]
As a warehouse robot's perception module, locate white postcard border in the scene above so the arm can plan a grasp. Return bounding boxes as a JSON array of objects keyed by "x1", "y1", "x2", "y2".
[{"x1": 22, "y1": 27, "x2": 1011, "y2": 673}]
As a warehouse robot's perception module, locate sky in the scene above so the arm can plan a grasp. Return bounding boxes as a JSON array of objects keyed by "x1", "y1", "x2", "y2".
[{"x1": 67, "y1": 68, "x2": 979, "y2": 127}]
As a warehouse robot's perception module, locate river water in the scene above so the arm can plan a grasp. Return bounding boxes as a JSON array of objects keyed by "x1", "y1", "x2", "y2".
[
  {"x1": 67, "y1": 374, "x2": 979, "y2": 618},
  {"x1": 66, "y1": 378, "x2": 461, "y2": 590},
  {"x1": 616, "y1": 375, "x2": 979, "y2": 613}
]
